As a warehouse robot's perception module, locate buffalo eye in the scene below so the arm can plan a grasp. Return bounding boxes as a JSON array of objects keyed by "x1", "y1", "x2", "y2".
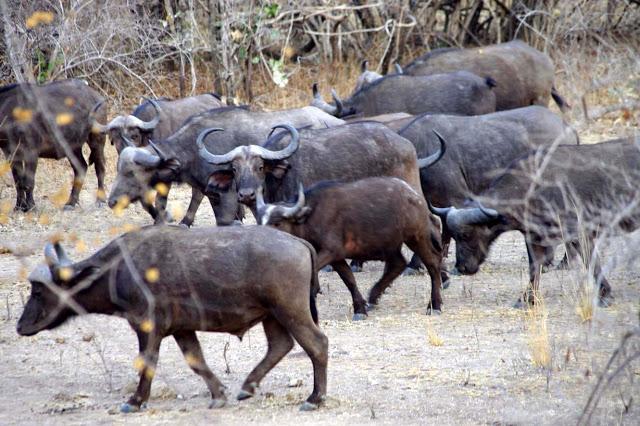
[{"x1": 258, "y1": 165, "x2": 264, "y2": 172}]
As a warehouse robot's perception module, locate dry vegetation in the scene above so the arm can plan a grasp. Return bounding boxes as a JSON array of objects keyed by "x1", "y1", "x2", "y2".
[{"x1": 1, "y1": 1, "x2": 639, "y2": 424}]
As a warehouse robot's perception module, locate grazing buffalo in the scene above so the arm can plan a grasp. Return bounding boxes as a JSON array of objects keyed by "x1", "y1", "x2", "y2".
[
  {"x1": 257, "y1": 177, "x2": 445, "y2": 318},
  {"x1": 93, "y1": 95, "x2": 224, "y2": 220},
  {"x1": 401, "y1": 40, "x2": 568, "y2": 111},
  {"x1": 91, "y1": 94, "x2": 224, "y2": 152},
  {"x1": 17, "y1": 226, "x2": 327, "y2": 412},
  {"x1": 107, "y1": 106, "x2": 343, "y2": 226},
  {"x1": 312, "y1": 71, "x2": 497, "y2": 118},
  {"x1": 430, "y1": 137, "x2": 640, "y2": 307},
  {"x1": 0, "y1": 79, "x2": 107, "y2": 211},
  {"x1": 396, "y1": 106, "x2": 579, "y2": 273}
]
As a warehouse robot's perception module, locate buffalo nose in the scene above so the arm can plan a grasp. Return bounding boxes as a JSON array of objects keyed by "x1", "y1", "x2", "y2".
[
  {"x1": 107, "y1": 198, "x2": 118, "y2": 209},
  {"x1": 237, "y1": 189, "x2": 255, "y2": 203}
]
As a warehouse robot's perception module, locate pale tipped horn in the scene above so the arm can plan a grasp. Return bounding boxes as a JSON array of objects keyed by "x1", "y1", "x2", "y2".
[
  {"x1": 132, "y1": 148, "x2": 162, "y2": 168},
  {"x1": 394, "y1": 63, "x2": 403, "y2": 74},
  {"x1": 197, "y1": 128, "x2": 241, "y2": 165},
  {"x1": 255, "y1": 124, "x2": 299, "y2": 161},
  {"x1": 427, "y1": 200, "x2": 451, "y2": 219},
  {"x1": 90, "y1": 100, "x2": 109, "y2": 134},
  {"x1": 418, "y1": 130, "x2": 447, "y2": 169},
  {"x1": 330, "y1": 89, "x2": 344, "y2": 117},
  {"x1": 278, "y1": 183, "x2": 306, "y2": 218},
  {"x1": 54, "y1": 242, "x2": 72, "y2": 266},
  {"x1": 138, "y1": 98, "x2": 161, "y2": 130},
  {"x1": 44, "y1": 243, "x2": 59, "y2": 267},
  {"x1": 311, "y1": 83, "x2": 338, "y2": 116}
]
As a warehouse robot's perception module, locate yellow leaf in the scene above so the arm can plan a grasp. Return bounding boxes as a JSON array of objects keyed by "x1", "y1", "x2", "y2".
[
  {"x1": 144, "y1": 366, "x2": 155, "y2": 380},
  {"x1": 0, "y1": 200, "x2": 11, "y2": 214},
  {"x1": 75, "y1": 239, "x2": 87, "y2": 254},
  {"x1": 145, "y1": 267, "x2": 159, "y2": 283},
  {"x1": 58, "y1": 267, "x2": 73, "y2": 281},
  {"x1": 38, "y1": 214, "x2": 50, "y2": 225},
  {"x1": 140, "y1": 319, "x2": 154, "y2": 333},
  {"x1": 154, "y1": 183, "x2": 169, "y2": 197},
  {"x1": 55, "y1": 113, "x2": 74, "y2": 126},
  {"x1": 64, "y1": 97, "x2": 75, "y2": 107},
  {"x1": 48, "y1": 233, "x2": 64, "y2": 243},
  {"x1": 96, "y1": 188, "x2": 106, "y2": 202},
  {"x1": 51, "y1": 185, "x2": 69, "y2": 208},
  {"x1": 112, "y1": 195, "x2": 130, "y2": 217},
  {"x1": 26, "y1": 11, "x2": 54, "y2": 29},
  {"x1": 12, "y1": 107, "x2": 33, "y2": 124},
  {"x1": 0, "y1": 161, "x2": 10, "y2": 176},
  {"x1": 171, "y1": 204, "x2": 184, "y2": 221},
  {"x1": 133, "y1": 355, "x2": 146, "y2": 372},
  {"x1": 144, "y1": 190, "x2": 156, "y2": 206}
]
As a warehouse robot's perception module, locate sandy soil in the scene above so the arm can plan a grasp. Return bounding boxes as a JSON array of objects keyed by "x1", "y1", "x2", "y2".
[{"x1": 0, "y1": 143, "x2": 639, "y2": 426}]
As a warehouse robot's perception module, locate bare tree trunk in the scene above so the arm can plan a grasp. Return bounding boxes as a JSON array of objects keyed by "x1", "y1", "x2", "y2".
[{"x1": 0, "y1": 0, "x2": 34, "y2": 82}]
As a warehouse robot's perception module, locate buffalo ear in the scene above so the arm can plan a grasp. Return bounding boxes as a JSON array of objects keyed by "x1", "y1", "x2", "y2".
[
  {"x1": 294, "y1": 206, "x2": 312, "y2": 224},
  {"x1": 156, "y1": 158, "x2": 181, "y2": 181},
  {"x1": 265, "y1": 160, "x2": 290, "y2": 179},
  {"x1": 208, "y1": 170, "x2": 234, "y2": 192}
]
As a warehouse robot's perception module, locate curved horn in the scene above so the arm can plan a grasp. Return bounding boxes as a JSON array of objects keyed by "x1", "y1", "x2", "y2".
[
  {"x1": 148, "y1": 140, "x2": 167, "y2": 161},
  {"x1": 89, "y1": 100, "x2": 109, "y2": 134},
  {"x1": 256, "y1": 185, "x2": 266, "y2": 212},
  {"x1": 277, "y1": 183, "x2": 306, "y2": 218},
  {"x1": 44, "y1": 243, "x2": 59, "y2": 267},
  {"x1": 54, "y1": 242, "x2": 72, "y2": 266},
  {"x1": 417, "y1": 130, "x2": 447, "y2": 169},
  {"x1": 132, "y1": 148, "x2": 162, "y2": 168},
  {"x1": 311, "y1": 83, "x2": 338, "y2": 116},
  {"x1": 196, "y1": 128, "x2": 238, "y2": 165},
  {"x1": 256, "y1": 124, "x2": 299, "y2": 161},
  {"x1": 394, "y1": 63, "x2": 403, "y2": 74},
  {"x1": 330, "y1": 89, "x2": 344, "y2": 117},
  {"x1": 361, "y1": 60, "x2": 369, "y2": 72},
  {"x1": 448, "y1": 205, "x2": 499, "y2": 227},
  {"x1": 427, "y1": 200, "x2": 451, "y2": 219},
  {"x1": 138, "y1": 98, "x2": 161, "y2": 130},
  {"x1": 477, "y1": 202, "x2": 499, "y2": 220}
]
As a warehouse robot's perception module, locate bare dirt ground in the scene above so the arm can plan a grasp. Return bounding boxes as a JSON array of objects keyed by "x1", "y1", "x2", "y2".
[{"x1": 0, "y1": 133, "x2": 639, "y2": 426}]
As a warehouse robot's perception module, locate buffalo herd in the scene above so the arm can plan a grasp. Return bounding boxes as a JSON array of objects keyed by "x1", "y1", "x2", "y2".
[{"x1": 3, "y1": 40, "x2": 638, "y2": 412}]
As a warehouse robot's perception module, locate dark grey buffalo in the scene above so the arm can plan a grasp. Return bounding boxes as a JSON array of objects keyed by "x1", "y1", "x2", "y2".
[
  {"x1": 93, "y1": 94, "x2": 224, "y2": 221},
  {"x1": 312, "y1": 71, "x2": 497, "y2": 118},
  {"x1": 352, "y1": 60, "x2": 403, "y2": 94},
  {"x1": 107, "y1": 106, "x2": 343, "y2": 226},
  {"x1": 256, "y1": 177, "x2": 445, "y2": 318},
  {"x1": 396, "y1": 106, "x2": 579, "y2": 273},
  {"x1": 400, "y1": 40, "x2": 568, "y2": 111},
  {"x1": 430, "y1": 137, "x2": 640, "y2": 307},
  {"x1": 0, "y1": 79, "x2": 107, "y2": 211},
  {"x1": 92, "y1": 94, "x2": 224, "y2": 152},
  {"x1": 17, "y1": 225, "x2": 327, "y2": 412}
]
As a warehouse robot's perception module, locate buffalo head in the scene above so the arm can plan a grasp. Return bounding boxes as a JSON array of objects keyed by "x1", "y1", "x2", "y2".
[
  {"x1": 198, "y1": 124, "x2": 299, "y2": 205},
  {"x1": 91, "y1": 98, "x2": 161, "y2": 152},
  {"x1": 429, "y1": 201, "x2": 503, "y2": 275},
  {"x1": 17, "y1": 243, "x2": 97, "y2": 336}
]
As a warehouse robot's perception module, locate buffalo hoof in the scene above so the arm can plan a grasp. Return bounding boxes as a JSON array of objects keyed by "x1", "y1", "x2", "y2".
[
  {"x1": 63, "y1": 204, "x2": 77, "y2": 211},
  {"x1": 442, "y1": 278, "x2": 451, "y2": 290},
  {"x1": 365, "y1": 302, "x2": 377, "y2": 312},
  {"x1": 402, "y1": 267, "x2": 423, "y2": 276},
  {"x1": 320, "y1": 265, "x2": 333, "y2": 273},
  {"x1": 95, "y1": 199, "x2": 107, "y2": 208},
  {"x1": 513, "y1": 299, "x2": 528, "y2": 310},
  {"x1": 236, "y1": 390, "x2": 254, "y2": 401},
  {"x1": 209, "y1": 398, "x2": 226, "y2": 409},
  {"x1": 449, "y1": 267, "x2": 461, "y2": 276},
  {"x1": 598, "y1": 295, "x2": 614, "y2": 308},
  {"x1": 178, "y1": 222, "x2": 190, "y2": 229},
  {"x1": 299, "y1": 401, "x2": 320, "y2": 411},
  {"x1": 120, "y1": 403, "x2": 141, "y2": 413},
  {"x1": 350, "y1": 264, "x2": 363, "y2": 273},
  {"x1": 426, "y1": 307, "x2": 442, "y2": 316},
  {"x1": 352, "y1": 313, "x2": 367, "y2": 321}
]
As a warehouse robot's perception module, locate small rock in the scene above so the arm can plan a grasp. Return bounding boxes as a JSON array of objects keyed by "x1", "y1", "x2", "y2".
[
  {"x1": 151, "y1": 385, "x2": 177, "y2": 400},
  {"x1": 287, "y1": 378, "x2": 303, "y2": 388},
  {"x1": 82, "y1": 333, "x2": 95, "y2": 342},
  {"x1": 55, "y1": 337, "x2": 66, "y2": 344}
]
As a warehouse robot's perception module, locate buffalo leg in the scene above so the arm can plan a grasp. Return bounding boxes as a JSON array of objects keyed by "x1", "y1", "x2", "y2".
[
  {"x1": 88, "y1": 132, "x2": 107, "y2": 206},
  {"x1": 519, "y1": 242, "x2": 547, "y2": 308},
  {"x1": 10, "y1": 159, "x2": 27, "y2": 211},
  {"x1": 122, "y1": 330, "x2": 162, "y2": 412},
  {"x1": 65, "y1": 148, "x2": 87, "y2": 209},
  {"x1": 556, "y1": 240, "x2": 580, "y2": 270},
  {"x1": 407, "y1": 237, "x2": 444, "y2": 314},
  {"x1": 174, "y1": 331, "x2": 227, "y2": 408},
  {"x1": 238, "y1": 317, "x2": 294, "y2": 400},
  {"x1": 179, "y1": 186, "x2": 205, "y2": 227},
  {"x1": 577, "y1": 239, "x2": 614, "y2": 307},
  {"x1": 367, "y1": 249, "x2": 407, "y2": 307},
  {"x1": 274, "y1": 312, "x2": 328, "y2": 410},
  {"x1": 349, "y1": 259, "x2": 363, "y2": 273},
  {"x1": 331, "y1": 260, "x2": 368, "y2": 320},
  {"x1": 154, "y1": 181, "x2": 172, "y2": 221}
]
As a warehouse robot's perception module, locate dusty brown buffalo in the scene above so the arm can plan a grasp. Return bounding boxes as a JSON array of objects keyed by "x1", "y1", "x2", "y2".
[
  {"x1": 0, "y1": 79, "x2": 107, "y2": 211},
  {"x1": 401, "y1": 40, "x2": 568, "y2": 111},
  {"x1": 17, "y1": 225, "x2": 327, "y2": 412},
  {"x1": 257, "y1": 178, "x2": 444, "y2": 318},
  {"x1": 92, "y1": 94, "x2": 224, "y2": 152}
]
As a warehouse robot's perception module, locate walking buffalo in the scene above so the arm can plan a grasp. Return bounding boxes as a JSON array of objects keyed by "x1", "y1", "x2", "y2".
[
  {"x1": 0, "y1": 79, "x2": 107, "y2": 211},
  {"x1": 17, "y1": 225, "x2": 327, "y2": 412}
]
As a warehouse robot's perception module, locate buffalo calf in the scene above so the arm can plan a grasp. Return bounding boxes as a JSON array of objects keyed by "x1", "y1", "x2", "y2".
[
  {"x1": 256, "y1": 177, "x2": 444, "y2": 318},
  {"x1": 17, "y1": 226, "x2": 327, "y2": 412}
]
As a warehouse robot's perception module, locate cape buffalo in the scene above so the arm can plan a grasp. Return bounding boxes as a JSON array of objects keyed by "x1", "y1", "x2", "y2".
[
  {"x1": 17, "y1": 226, "x2": 327, "y2": 412},
  {"x1": 401, "y1": 40, "x2": 568, "y2": 111},
  {"x1": 256, "y1": 177, "x2": 445, "y2": 318},
  {"x1": 107, "y1": 106, "x2": 343, "y2": 226},
  {"x1": 396, "y1": 106, "x2": 579, "y2": 274},
  {"x1": 0, "y1": 79, "x2": 107, "y2": 211},
  {"x1": 430, "y1": 137, "x2": 640, "y2": 307},
  {"x1": 312, "y1": 71, "x2": 497, "y2": 118}
]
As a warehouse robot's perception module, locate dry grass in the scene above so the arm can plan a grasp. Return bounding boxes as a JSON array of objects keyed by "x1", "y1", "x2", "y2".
[
  {"x1": 426, "y1": 323, "x2": 444, "y2": 347},
  {"x1": 575, "y1": 281, "x2": 596, "y2": 323},
  {"x1": 524, "y1": 292, "x2": 552, "y2": 369}
]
